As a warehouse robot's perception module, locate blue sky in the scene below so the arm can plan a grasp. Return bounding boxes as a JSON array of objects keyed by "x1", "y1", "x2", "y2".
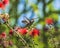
[{"x1": 53, "y1": 0, "x2": 60, "y2": 10}]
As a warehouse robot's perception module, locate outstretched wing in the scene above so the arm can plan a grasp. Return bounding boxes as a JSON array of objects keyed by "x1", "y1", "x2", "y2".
[{"x1": 22, "y1": 16, "x2": 30, "y2": 24}]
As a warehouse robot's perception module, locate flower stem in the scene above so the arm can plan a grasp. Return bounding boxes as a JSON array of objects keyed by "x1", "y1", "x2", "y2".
[{"x1": 6, "y1": 22, "x2": 30, "y2": 48}]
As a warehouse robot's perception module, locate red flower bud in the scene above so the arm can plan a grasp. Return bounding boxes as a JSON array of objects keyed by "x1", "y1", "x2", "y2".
[
  {"x1": 0, "y1": 2, "x2": 4, "y2": 9},
  {"x1": 17, "y1": 28, "x2": 27, "y2": 35},
  {"x1": 0, "y1": 0, "x2": 9, "y2": 9},
  {"x1": 1, "y1": 32, "x2": 6, "y2": 38},
  {"x1": 45, "y1": 18, "x2": 53, "y2": 24},
  {"x1": 30, "y1": 28, "x2": 40, "y2": 37}
]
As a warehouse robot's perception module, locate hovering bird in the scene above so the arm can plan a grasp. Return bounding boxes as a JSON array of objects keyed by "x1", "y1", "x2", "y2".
[{"x1": 22, "y1": 16, "x2": 38, "y2": 27}]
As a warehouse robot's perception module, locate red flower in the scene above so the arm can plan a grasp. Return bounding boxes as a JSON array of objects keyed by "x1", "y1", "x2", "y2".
[
  {"x1": 30, "y1": 28, "x2": 40, "y2": 37},
  {"x1": 9, "y1": 30, "x2": 13, "y2": 35},
  {"x1": 0, "y1": 2, "x2": 4, "y2": 8},
  {"x1": 0, "y1": 0, "x2": 9, "y2": 9},
  {"x1": 17, "y1": 28, "x2": 27, "y2": 35},
  {"x1": 45, "y1": 18, "x2": 53, "y2": 24},
  {"x1": 1, "y1": 32, "x2": 6, "y2": 38},
  {"x1": 3, "y1": 0, "x2": 9, "y2": 5}
]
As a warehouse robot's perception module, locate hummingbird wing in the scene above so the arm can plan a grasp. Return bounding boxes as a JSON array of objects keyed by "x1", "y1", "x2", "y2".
[{"x1": 23, "y1": 16, "x2": 30, "y2": 23}]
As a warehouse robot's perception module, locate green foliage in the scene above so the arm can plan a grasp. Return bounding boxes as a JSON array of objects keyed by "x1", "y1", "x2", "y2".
[{"x1": 0, "y1": 24, "x2": 9, "y2": 34}]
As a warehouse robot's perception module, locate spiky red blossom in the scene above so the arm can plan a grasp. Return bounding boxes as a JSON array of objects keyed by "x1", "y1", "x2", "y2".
[
  {"x1": 17, "y1": 28, "x2": 27, "y2": 35},
  {"x1": 30, "y1": 28, "x2": 40, "y2": 37},
  {"x1": 1, "y1": 32, "x2": 6, "y2": 38},
  {"x1": 0, "y1": 0, "x2": 9, "y2": 9},
  {"x1": 45, "y1": 18, "x2": 53, "y2": 24}
]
